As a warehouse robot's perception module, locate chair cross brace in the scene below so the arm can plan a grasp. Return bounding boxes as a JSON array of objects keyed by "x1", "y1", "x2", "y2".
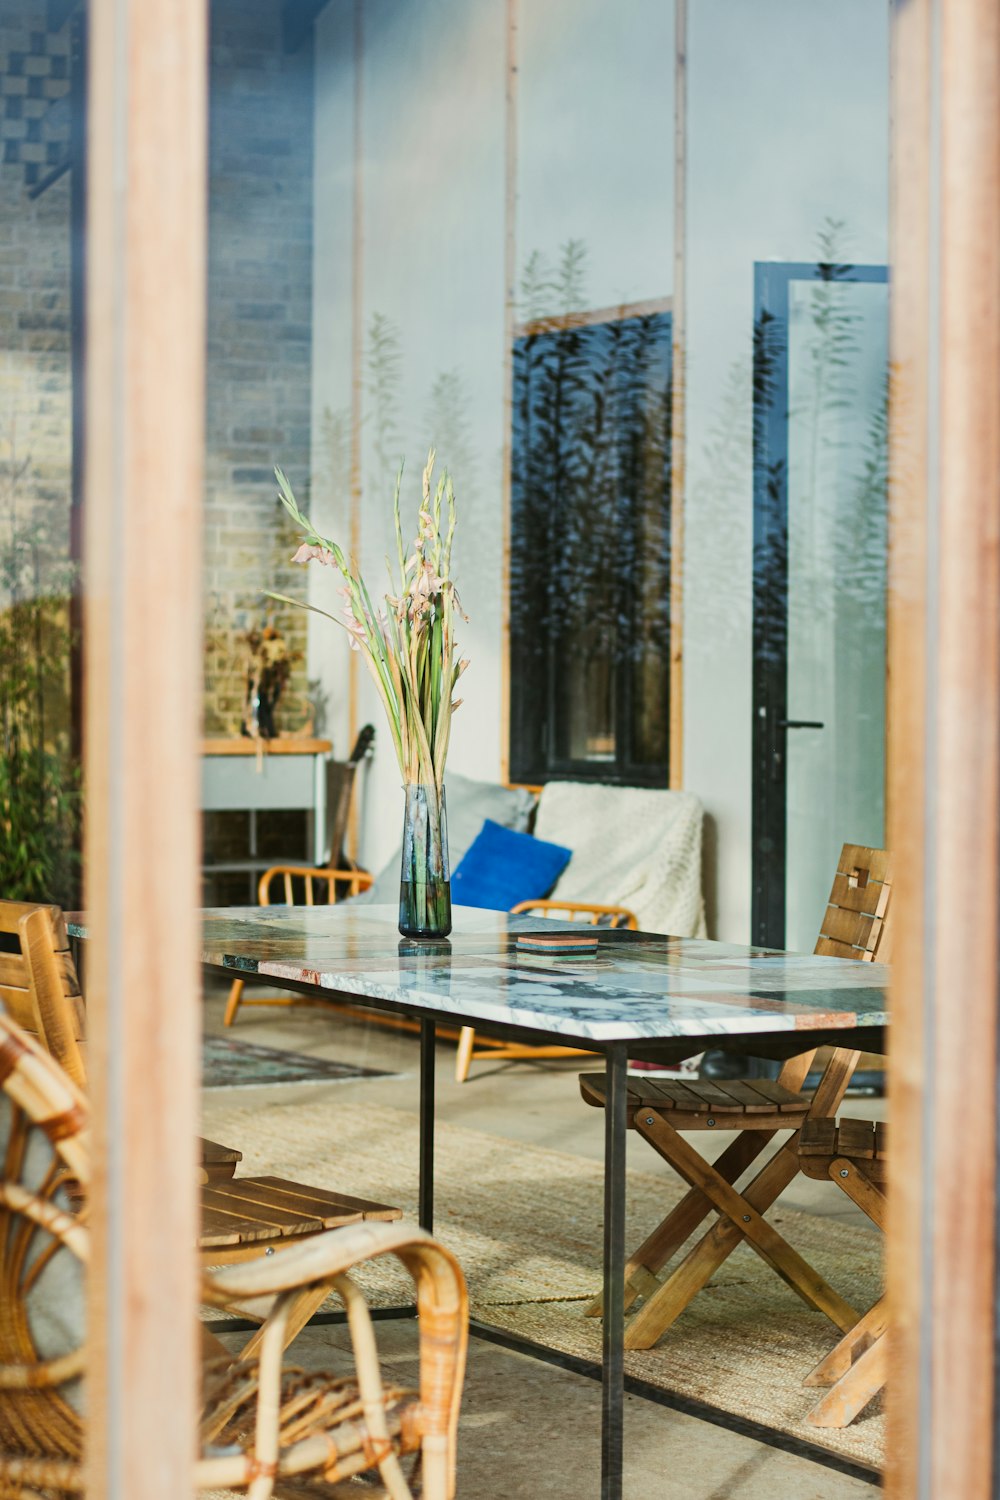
[
  {"x1": 591, "y1": 1047, "x2": 862, "y2": 1351},
  {"x1": 798, "y1": 1146, "x2": 888, "y2": 1426}
]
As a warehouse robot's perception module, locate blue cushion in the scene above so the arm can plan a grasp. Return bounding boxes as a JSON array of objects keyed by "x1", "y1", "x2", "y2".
[{"x1": 451, "y1": 819, "x2": 572, "y2": 912}]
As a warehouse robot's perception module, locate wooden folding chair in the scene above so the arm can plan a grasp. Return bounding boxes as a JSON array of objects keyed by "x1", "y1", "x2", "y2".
[
  {"x1": 797, "y1": 1116, "x2": 887, "y2": 1426},
  {"x1": 454, "y1": 900, "x2": 639, "y2": 1083},
  {"x1": 1, "y1": 899, "x2": 399, "y2": 1281},
  {"x1": 223, "y1": 864, "x2": 373, "y2": 1025},
  {"x1": 579, "y1": 844, "x2": 891, "y2": 1349}
]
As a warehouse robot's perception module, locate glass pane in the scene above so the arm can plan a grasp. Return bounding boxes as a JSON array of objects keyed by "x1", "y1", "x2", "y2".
[
  {"x1": 785, "y1": 278, "x2": 889, "y2": 952},
  {"x1": 312, "y1": 0, "x2": 506, "y2": 868},
  {"x1": 518, "y1": 0, "x2": 674, "y2": 315},
  {"x1": 685, "y1": 0, "x2": 889, "y2": 942},
  {"x1": 510, "y1": 0, "x2": 674, "y2": 785}
]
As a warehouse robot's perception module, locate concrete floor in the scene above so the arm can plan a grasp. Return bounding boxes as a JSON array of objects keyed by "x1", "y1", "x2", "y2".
[{"x1": 205, "y1": 981, "x2": 884, "y2": 1499}]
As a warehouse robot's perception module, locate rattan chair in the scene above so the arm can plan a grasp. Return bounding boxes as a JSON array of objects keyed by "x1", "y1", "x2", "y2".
[{"x1": 0, "y1": 1008, "x2": 467, "y2": 1499}]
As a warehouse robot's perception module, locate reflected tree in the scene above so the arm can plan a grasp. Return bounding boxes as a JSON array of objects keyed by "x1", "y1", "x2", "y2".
[
  {"x1": 510, "y1": 239, "x2": 671, "y2": 781},
  {"x1": 425, "y1": 369, "x2": 478, "y2": 501},
  {"x1": 0, "y1": 443, "x2": 79, "y2": 905},
  {"x1": 366, "y1": 311, "x2": 404, "y2": 502}
]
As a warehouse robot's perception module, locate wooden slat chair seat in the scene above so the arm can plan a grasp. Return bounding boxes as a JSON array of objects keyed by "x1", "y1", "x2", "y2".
[
  {"x1": 199, "y1": 1176, "x2": 398, "y2": 1253},
  {"x1": 578, "y1": 1073, "x2": 811, "y2": 1131},
  {"x1": 455, "y1": 900, "x2": 639, "y2": 1083},
  {"x1": 223, "y1": 866, "x2": 374, "y2": 1026},
  {"x1": 578, "y1": 843, "x2": 892, "y2": 1351},
  {"x1": 1, "y1": 899, "x2": 400, "y2": 1279},
  {"x1": 795, "y1": 1116, "x2": 888, "y2": 1426},
  {"x1": 0, "y1": 1010, "x2": 468, "y2": 1500}
]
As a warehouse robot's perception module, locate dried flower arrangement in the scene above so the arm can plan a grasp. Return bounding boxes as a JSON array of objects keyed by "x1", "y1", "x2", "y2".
[{"x1": 240, "y1": 623, "x2": 297, "y2": 739}]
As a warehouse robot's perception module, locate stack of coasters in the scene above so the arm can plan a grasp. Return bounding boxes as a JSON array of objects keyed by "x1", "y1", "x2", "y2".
[{"x1": 516, "y1": 931, "x2": 599, "y2": 965}]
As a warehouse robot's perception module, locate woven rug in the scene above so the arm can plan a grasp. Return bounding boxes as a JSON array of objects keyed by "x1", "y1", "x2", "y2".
[
  {"x1": 201, "y1": 1035, "x2": 392, "y2": 1090},
  {"x1": 202, "y1": 1095, "x2": 884, "y2": 1473}
]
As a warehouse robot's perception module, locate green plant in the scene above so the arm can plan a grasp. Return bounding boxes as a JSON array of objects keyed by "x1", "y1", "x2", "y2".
[{"x1": 0, "y1": 453, "x2": 80, "y2": 907}]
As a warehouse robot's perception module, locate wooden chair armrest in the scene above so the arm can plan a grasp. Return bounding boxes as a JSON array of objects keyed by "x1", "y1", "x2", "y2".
[{"x1": 201, "y1": 1220, "x2": 456, "y2": 1301}]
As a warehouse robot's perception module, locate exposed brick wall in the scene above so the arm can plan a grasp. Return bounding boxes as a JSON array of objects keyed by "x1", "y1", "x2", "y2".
[
  {"x1": 203, "y1": 0, "x2": 315, "y2": 735},
  {"x1": 0, "y1": 1, "x2": 71, "y2": 614},
  {"x1": 1, "y1": 0, "x2": 315, "y2": 747}
]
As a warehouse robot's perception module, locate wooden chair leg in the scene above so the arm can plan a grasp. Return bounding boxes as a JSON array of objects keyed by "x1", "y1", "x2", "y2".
[
  {"x1": 635, "y1": 1112, "x2": 859, "y2": 1333},
  {"x1": 806, "y1": 1333, "x2": 887, "y2": 1427},
  {"x1": 234, "y1": 1282, "x2": 331, "y2": 1362},
  {"x1": 804, "y1": 1296, "x2": 888, "y2": 1388},
  {"x1": 223, "y1": 977, "x2": 244, "y2": 1027},
  {"x1": 586, "y1": 1045, "x2": 812, "y2": 1317},
  {"x1": 585, "y1": 1127, "x2": 779, "y2": 1317},
  {"x1": 455, "y1": 1026, "x2": 475, "y2": 1083},
  {"x1": 598, "y1": 1049, "x2": 864, "y2": 1348},
  {"x1": 625, "y1": 1140, "x2": 812, "y2": 1349}
]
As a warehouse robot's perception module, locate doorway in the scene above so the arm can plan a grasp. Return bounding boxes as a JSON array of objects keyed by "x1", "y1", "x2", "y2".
[{"x1": 751, "y1": 260, "x2": 890, "y2": 951}]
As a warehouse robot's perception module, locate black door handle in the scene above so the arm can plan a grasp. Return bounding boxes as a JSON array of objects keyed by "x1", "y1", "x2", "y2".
[{"x1": 778, "y1": 720, "x2": 825, "y2": 729}]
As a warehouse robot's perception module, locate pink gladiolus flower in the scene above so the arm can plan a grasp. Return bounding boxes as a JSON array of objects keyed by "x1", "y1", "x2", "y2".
[{"x1": 292, "y1": 542, "x2": 334, "y2": 566}]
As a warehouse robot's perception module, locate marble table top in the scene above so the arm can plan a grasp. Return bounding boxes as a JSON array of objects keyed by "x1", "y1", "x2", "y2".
[{"x1": 71, "y1": 905, "x2": 888, "y2": 1046}]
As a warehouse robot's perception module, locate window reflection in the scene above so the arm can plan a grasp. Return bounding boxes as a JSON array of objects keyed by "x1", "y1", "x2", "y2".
[
  {"x1": 0, "y1": 445, "x2": 78, "y2": 907},
  {"x1": 751, "y1": 252, "x2": 889, "y2": 950},
  {"x1": 510, "y1": 301, "x2": 672, "y2": 784},
  {"x1": 0, "y1": 1, "x2": 78, "y2": 911}
]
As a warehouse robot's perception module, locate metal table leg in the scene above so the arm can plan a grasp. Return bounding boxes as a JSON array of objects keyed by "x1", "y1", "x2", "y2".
[
  {"x1": 601, "y1": 1042, "x2": 627, "y2": 1499},
  {"x1": 419, "y1": 1018, "x2": 435, "y2": 1231}
]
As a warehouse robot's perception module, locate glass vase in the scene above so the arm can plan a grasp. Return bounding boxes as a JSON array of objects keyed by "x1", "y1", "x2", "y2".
[{"x1": 398, "y1": 782, "x2": 452, "y2": 940}]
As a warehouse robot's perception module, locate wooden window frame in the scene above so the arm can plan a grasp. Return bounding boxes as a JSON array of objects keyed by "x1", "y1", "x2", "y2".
[{"x1": 84, "y1": 1, "x2": 207, "y2": 1496}]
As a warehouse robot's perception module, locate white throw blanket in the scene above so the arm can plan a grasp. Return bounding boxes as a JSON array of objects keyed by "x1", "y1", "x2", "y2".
[{"x1": 534, "y1": 782, "x2": 706, "y2": 938}]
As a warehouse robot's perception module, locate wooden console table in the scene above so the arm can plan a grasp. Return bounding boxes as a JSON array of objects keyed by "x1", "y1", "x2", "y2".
[{"x1": 201, "y1": 738, "x2": 332, "y2": 894}]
